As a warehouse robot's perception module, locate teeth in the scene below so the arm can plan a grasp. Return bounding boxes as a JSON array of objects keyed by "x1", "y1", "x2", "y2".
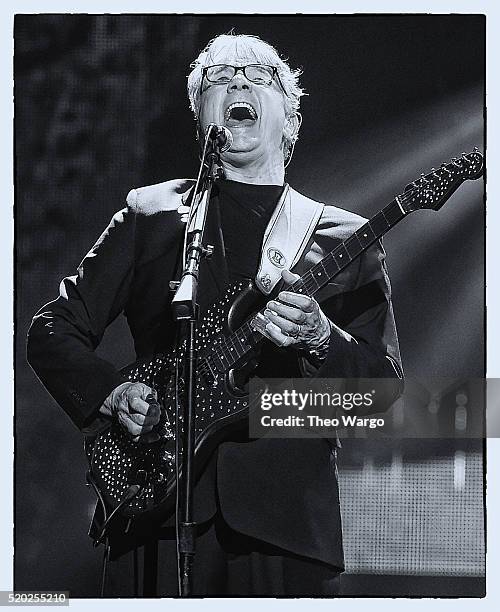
[{"x1": 225, "y1": 102, "x2": 257, "y2": 121}]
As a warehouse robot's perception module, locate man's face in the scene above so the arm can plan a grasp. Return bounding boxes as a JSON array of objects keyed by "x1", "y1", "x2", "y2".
[{"x1": 198, "y1": 48, "x2": 288, "y2": 167}]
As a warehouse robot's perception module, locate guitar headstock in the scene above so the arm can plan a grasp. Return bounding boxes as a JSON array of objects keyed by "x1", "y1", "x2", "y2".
[{"x1": 399, "y1": 148, "x2": 484, "y2": 213}]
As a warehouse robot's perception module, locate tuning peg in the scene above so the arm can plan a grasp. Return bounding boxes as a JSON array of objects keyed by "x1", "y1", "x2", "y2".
[{"x1": 473, "y1": 146, "x2": 479, "y2": 152}]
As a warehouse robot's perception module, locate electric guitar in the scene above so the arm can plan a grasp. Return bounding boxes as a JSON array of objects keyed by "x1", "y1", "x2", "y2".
[{"x1": 85, "y1": 149, "x2": 483, "y2": 529}]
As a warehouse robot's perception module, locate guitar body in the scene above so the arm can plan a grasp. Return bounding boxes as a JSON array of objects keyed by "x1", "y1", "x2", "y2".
[{"x1": 85, "y1": 279, "x2": 267, "y2": 523}]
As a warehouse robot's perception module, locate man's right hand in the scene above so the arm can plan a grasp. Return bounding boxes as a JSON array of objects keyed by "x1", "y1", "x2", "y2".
[{"x1": 100, "y1": 381, "x2": 161, "y2": 442}]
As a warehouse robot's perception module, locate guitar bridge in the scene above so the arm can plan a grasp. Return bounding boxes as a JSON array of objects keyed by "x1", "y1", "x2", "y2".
[{"x1": 200, "y1": 359, "x2": 218, "y2": 388}]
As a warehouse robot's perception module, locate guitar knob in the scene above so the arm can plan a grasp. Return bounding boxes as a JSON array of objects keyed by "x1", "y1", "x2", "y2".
[{"x1": 162, "y1": 450, "x2": 174, "y2": 464}]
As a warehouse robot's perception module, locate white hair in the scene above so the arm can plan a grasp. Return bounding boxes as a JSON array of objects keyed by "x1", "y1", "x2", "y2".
[{"x1": 187, "y1": 34, "x2": 306, "y2": 161}]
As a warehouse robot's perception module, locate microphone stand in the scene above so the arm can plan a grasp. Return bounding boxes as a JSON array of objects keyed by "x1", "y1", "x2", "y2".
[{"x1": 171, "y1": 125, "x2": 227, "y2": 597}]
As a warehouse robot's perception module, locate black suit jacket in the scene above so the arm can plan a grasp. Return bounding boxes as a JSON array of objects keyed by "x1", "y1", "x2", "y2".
[{"x1": 27, "y1": 178, "x2": 402, "y2": 569}]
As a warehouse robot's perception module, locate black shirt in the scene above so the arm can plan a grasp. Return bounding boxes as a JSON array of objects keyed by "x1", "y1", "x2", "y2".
[{"x1": 214, "y1": 179, "x2": 284, "y2": 284}]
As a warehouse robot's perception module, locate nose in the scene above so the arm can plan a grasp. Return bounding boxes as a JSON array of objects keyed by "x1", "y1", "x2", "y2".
[{"x1": 227, "y1": 72, "x2": 252, "y2": 93}]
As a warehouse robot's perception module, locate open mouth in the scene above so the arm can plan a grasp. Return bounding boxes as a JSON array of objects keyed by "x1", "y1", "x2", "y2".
[{"x1": 224, "y1": 102, "x2": 258, "y2": 126}]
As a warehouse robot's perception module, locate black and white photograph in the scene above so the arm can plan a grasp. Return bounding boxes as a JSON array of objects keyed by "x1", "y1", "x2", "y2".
[{"x1": 13, "y1": 11, "x2": 487, "y2": 600}]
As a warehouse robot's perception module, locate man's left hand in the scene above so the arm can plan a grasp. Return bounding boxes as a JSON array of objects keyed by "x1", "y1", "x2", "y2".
[{"x1": 262, "y1": 269, "x2": 331, "y2": 349}]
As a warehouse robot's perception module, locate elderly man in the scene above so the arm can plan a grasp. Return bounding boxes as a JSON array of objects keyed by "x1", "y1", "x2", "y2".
[{"x1": 27, "y1": 33, "x2": 402, "y2": 597}]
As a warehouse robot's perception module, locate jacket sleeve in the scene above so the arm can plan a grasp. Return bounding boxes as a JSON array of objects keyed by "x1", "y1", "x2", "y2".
[
  {"x1": 26, "y1": 203, "x2": 137, "y2": 430},
  {"x1": 300, "y1": 240, "x2": 403, "y2": 411}
]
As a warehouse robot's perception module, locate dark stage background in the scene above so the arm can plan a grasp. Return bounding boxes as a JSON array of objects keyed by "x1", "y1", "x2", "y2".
[{"x1": 15, "y1": 15, "x2": 485, "y2": 596}]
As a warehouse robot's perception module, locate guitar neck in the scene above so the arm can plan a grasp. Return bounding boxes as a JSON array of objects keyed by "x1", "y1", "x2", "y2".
[
  {"x1": 203, "y1": 198, "x2": 407, "y2": 375},
  {"x1": 289, "y1": 198, "x2": 405, "y2": 297}
]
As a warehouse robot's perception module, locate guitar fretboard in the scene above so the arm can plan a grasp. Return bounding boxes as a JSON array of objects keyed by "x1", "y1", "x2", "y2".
[
  {"x1": 200, "y1": 198, "x2": 405, "y2": 377},
  {"x1": 291, "y1": 199, "x2": 405, "y2": 296}
]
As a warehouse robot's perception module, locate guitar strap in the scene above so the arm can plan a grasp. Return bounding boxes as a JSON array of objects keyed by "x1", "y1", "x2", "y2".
[{"x1": 255, "y1": 185, "x2": 324, "y2": 295}]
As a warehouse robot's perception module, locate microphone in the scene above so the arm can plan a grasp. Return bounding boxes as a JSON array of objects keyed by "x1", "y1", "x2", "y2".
[{"x1": 206, "y1": 123, "x2": 233, "y2": 152}]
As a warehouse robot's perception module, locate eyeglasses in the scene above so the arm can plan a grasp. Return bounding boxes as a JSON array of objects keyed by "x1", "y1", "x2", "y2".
[{"x1": 201, "y1": 64, "x2": 286, "y2": 93}]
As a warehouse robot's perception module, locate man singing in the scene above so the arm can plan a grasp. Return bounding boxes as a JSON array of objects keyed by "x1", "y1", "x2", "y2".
[{"x1": 27, "y1": 33, "x2": 402, "y2": 597}]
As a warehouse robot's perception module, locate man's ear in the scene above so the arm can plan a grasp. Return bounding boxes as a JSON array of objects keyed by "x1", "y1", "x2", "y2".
[
  {"x1": 282, "y1": 112, "x2": 302, "y2": 164},
  {"x1": 196, "y1": 120, "x2": 203, "y2": 143},
  {"x1": 283, "y1": 112, "x2": 302, "y2": 142}
]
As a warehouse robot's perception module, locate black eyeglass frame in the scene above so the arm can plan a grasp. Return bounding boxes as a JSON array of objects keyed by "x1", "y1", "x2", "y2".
[{"x1": 201, "y1": 64, "x2": 288, "y2": 96}]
